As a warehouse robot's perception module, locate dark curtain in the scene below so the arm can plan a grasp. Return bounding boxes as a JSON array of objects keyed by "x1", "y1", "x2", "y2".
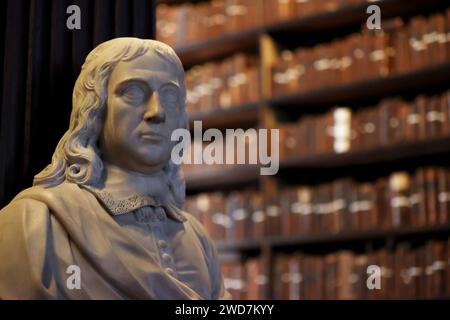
[{"x1": 0, "y1": 0, "x2": 156, "y2": 207}]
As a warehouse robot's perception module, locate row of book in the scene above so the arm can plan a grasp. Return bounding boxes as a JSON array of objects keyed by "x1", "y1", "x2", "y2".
[
  {"x1": 186, "y1": 53, "x2": 260, "y2": 114},
  {"x1": 181, "y1": 89, "x2": 450, "y2": 174},
  {"x1": 157, "y1": 0, "x2": 261, "y2": 48},
  {"x1": 271, "y1": 10, "x2": 450, "y2": 96},
  {"x1": 263, "y1": 0, "x2": 365, "y2": 25},
  {"x1": 222, "y1": 239, "x2": 450, "y2": 299},
  {"x1": 156, "y1": 0, "x2": 367, "y2": 48},
  {"x1": 280, "y1": 90, "x2": 450, "y2": 158},
  {"x1": 185, "y1": 166, "x2": 450, "y2": 241},
  {"x1": 180, "y1": 133, "x2": 255, "y2": 175}
]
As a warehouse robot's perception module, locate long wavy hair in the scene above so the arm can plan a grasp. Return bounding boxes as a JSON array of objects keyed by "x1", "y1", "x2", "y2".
[{"x1": 33, "y1": 38, "x2": 188, "y2": 209}]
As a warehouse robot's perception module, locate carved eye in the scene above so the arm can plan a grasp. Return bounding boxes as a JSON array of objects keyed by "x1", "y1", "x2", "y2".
[
  {"x1": 159, "y1": 84, "x2": 180, "y2": 104},
  {"x1": 119, "y1": 83, "x2": 147, "y2": 105}
]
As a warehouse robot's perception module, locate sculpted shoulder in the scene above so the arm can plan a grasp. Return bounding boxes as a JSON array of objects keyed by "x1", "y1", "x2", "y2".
[
  {"x1": 0, "y1": 183, "x2": 84, "y2": 299},
  {"x1": 182, "y1": 210, "x2": 210, "y2": 239},
  {"x1": 12, "y1": 181, "x2": 83, "y2": 202},
  {"x1": 0, "y1": 182, "x2": 87, "y2": 221}
]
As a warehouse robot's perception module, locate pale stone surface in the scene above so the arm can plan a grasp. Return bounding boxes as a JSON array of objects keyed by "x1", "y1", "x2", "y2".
[{"x1": 0, "y1": 38, "x2": 230, "y2": 300}]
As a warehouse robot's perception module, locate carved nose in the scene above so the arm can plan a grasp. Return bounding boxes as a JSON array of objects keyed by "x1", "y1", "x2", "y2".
[{"x1": 143, "y1": 92, "x2": 165, "y2": 123}]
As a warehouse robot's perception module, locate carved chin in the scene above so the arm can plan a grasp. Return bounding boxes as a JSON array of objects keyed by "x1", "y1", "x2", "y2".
[{"x1": 136, "y1": 145, "x2": 171, "y2": 166}]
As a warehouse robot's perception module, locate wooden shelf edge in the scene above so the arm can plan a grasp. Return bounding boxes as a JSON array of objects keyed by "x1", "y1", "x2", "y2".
[
  {"x1": 188, "y1": 101, "x2": 260, "y2": 130},
  {"x1": 176, "y1": 28, "x2": 261, "y2": 68},
  {"x1": 267, "y1": 63, "x2": 450, "y2": 108},
  {"x1": 214, "y1": 223, "x2": 450, "y2": 252},
  {"x1": 184, "y1": 164, "x2": 260, "y2": 191},
  {"x1": 280, "y1": 136, "x2": 450, "y2": 169}
]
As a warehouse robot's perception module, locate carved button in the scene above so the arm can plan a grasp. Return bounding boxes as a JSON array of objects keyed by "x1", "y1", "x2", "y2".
[
  {"x1": 154, "y1": 207, "x2": 166, "y2": 221},
  {"x1": 162, "y1": 253, "x2": 172, "y2": 263},
  {"x1": 165, "y1": 268, "x2": 175, "y2": 277},
  {"x1": 157, "y1": 239, "x2": 168, "y2": 249},
  {"x1": 152, "y1": 226, "x2": 162, "y2": 236},
  {"x1": 134, "y1": 207, "x2": 154, "y2": 223}
]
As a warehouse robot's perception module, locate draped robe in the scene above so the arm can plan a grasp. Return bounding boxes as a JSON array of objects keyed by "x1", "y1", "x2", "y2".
[{"x1": 0, "y1": 182, "x2": 230, "y2": 300}]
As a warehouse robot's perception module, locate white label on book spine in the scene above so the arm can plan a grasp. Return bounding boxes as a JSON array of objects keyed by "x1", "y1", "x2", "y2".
[
  {"x1": 252, "y1": 210, "x2": 265, "y2": 223},
  {"x1": 390, "y1": 196, "x2": 411, "y2": 208},
  {"x1": 267, "y1": 206, "x2": 280, "y2": 217},
  {"x1": 291, "y1": 202, "x2": 312, "y2": 215},
  {"x1": 232, "y1": 208, "x2": 248, "y2": 221},
  {"x1": 438, "y1": 192, "x2": 450, "y2": 203},
  {"x1": 426, "y1": 111, "x2": 444, "y2": 122}
]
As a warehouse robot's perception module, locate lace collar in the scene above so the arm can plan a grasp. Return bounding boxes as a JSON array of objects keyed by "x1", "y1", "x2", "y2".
[
  {"x1": 82, "y1": 185, "x2": 186, "y2": 223},
  {"x1": 80, "y1": 164, "x2": 186, "y2": 223}
]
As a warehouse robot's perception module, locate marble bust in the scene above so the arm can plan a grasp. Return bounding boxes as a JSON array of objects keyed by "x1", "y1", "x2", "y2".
[{"x1": 0, "y1": 38, "x2": 230, "y2": 300}]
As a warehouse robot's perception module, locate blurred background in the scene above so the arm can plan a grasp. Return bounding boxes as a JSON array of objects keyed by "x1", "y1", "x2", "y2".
[
  {"x1": 1, "y1": 0, "x2": 450, "y2": 300},
  {"x1": 160, "y1": 0, "x2": 450, "y2": 300}
]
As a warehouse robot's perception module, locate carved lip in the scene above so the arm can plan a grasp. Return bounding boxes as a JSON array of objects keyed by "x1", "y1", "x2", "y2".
[{"x1": 139, "y1": 132, "x2": 165, "y2": 142}]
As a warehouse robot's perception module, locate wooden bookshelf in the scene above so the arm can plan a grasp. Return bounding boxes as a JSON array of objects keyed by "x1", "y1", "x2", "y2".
[
  {"x1": 178, "y1": 28, "x2": 261, "y2": 68},
  {"x1": 158, "y1": 0, "x2": 450, "y2": 300}
]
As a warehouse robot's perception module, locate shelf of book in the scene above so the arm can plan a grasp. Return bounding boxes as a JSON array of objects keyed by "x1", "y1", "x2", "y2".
[
  {"x1": 265, "y1": 0, "x2": 448, "y2": 36},
  {"x1": 177, "y1": 27, "x2": 261, "y2": 68},
  {"x1": 185, "y1": 164, "x2": 260, "y2": 191},
  {"x1": 186, "y1": 62, "x2": 450, "y2": 132},
  {"x1": 188, "y1": 101, "x2": 260, "y2": 131},
  {"x1": 169, "y1": 0, "x2": 449, "y2": 68},
  {"x1": 184, "y1": 136, "x2": 450, "y2": 189}
]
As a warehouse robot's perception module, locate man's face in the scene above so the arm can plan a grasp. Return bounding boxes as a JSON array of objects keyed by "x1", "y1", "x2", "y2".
[{"x1": 100, "y1": 52, "x2": 185, "y2": 174}]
